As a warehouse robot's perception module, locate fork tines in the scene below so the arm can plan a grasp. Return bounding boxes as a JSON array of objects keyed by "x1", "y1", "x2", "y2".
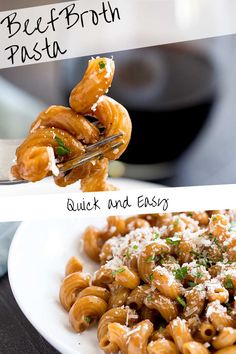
[
  {"x1": 58, "y1": 138, "x2": 123, "y2": 173},
  {"x1": 86, "y1": 133, "x2": 123, "y2": 151},
  {"x1": 0, "y1": 133, "x2": 124, "y2": 184}
]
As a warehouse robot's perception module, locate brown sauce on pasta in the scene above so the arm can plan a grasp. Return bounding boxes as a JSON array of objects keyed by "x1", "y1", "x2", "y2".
[{"x1": 59, "y1": 211, "x2": 236, "y2": 353}]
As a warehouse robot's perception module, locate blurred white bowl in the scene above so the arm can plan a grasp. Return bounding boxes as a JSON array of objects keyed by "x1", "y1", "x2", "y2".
[{"x1": 0, "y1": 77, "x2": 45, "y2": 139}]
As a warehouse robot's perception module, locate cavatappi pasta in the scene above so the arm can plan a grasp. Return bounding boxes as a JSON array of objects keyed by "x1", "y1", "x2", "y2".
[
  {"x1": 59, "y1": 211, "x2": 236, "y2": 353},
  {"x1": 11, "y1": 57, "x2": 132, "y2": 192}
]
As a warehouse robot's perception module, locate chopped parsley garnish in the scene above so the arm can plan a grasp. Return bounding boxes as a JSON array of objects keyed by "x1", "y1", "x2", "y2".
[
  {"x1": 173, "y1": 266, "x2": 188, "y2": 281},
  {"x1": 191, "y1": 251, "x2": 214, "y2": 267},
  {"x1": 146, "y1": 255, "x2": 156, "y2": 263},
  {"x1": 156, "y1": 319, "x2": 167, "y2": 331},
  {"x1": 133, "y1": 245, "x2": 138, "y2": 250},
  {"x1": 208, "y1": 235, "x2": 226, "y2": 254},
  {"x1": 214, "y1": 238, "x2": 220, "y2": 247},
  {"x1": 188, "y1": 281, "x2": 197, "y2": 288},
  {"x1": 223, "y1": 259, "x2": 233, "y2": 265},
  {"x1": 225, "y1": 302, "x2": 233, "y2": 313},
  {"x1": 161, "y1": 255, "x2": 176, "y2": 265},
  {"x1": 99, "y1": 61, "x2": 106, "y2": 69},
  {"x1": 124, "y1": 250, "x2": 131, "y2": 260},
  {"x1": 146, "y1": 294, "x2": 153, "y2": 302},
  {"x1": 148, "y1": 273, "x2": 154, "y2": 282},
  {"x1": 167, "y1": 255, "x2": 176, "y2": 261},
  {"x1": 174, "y1": 218, "x2": 180, "y2": 229},
  {"x1": 213, "y1": 238, "x2": 220, "y2": 247},
  {"x1": 55, "y1": 135, "x2": 70, "y2": 156},
  {"x1": 196, "y1": 271, "x2": 203, "y2": 279},
  {"x1": 176, "y1": 296, "x2": 186, "y2": 307},
  {"x1": 112, "y1": 268, "x2": 125, "y2": 276},
  {"x1": 198, "y1": 257, "x2": 213, "y2": 267},
  {"x1": 191, "y1": 251, "x2": 200, "y2": 257},
  {"x1": 212, "y1": 216, "x2": 218, "y2": 222},
  {"x1": 153, "y1": 232, "x2": 160, "y2": 240},
  {"x1": 55, "y1": 136, "x2": 64, "y2": 146},
  {"x1": 224, "y1": 275, "x2": 234, "y2": 289},
  {"x1": 57, "y1": 146, "x2": 70, "y2": 156},
  {"x1": 166, "y1": 237, "x2": 181, "y2": 246},
  {"x1": 145, "y1": 254, "x2": 163, "y2": 263},
  {"x1": 209, "y1": 235, "x2": 221, "y2": 247},
  {"x1": 84, "y1": 316, "x2": 92, "y2": 324}
]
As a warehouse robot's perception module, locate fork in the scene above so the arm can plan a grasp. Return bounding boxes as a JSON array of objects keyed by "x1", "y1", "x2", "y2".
[{"x1": 0, "y1": 133, "x2": 123, "y2": 185}]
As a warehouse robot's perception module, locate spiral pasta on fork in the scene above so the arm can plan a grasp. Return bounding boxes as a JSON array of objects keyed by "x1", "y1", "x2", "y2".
[
  {"x1": 11, "y1": 57, "x2": 132, "y2": 192},
  {"x1": 59, "y1": 210, "x2": 236, "y2": 353}
]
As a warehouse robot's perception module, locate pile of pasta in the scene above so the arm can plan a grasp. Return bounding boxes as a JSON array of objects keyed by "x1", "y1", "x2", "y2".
[
  {"x1": 59, "y1": 211, "x2": 236, "y2": 353},
  {"x1": 11, "y1": 57, "x2": 131, "y2": 192}
]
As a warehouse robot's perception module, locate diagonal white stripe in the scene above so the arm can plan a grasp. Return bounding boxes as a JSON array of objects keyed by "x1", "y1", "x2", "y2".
[{"x1": 0, "y1": 0, "x2": 236, "y2": 69}]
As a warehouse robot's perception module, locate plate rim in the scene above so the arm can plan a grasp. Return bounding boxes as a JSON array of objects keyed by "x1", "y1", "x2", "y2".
[
  {"x1": 8, "y1": 220, "x2": 81, "y2": 354},
  {"x1": 8, "y1": 179, "x2": 162, "y2": 354}
]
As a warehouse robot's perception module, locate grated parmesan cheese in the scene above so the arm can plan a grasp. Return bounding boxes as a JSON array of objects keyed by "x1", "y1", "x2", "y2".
[
  {"x1": 206, "y1": 300, "x2": 226, "y2": 319},
  {"x1": 47, "y1": 147, "x2": 59, "y2": 176},
  {"x1": 104, "y1": 59, "x2": 113, "y2": 78},
  {"x1": 30, "y1": 119, "x2": 42, "y2": 133},
  {"x1": 90, "y1": 95, "x2": 104, "y2": 112}
]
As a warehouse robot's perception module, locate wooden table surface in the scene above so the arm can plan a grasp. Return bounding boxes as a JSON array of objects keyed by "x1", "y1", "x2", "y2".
[{"x1": 0, "y1": 275, "x2": 59, "y2": 354}]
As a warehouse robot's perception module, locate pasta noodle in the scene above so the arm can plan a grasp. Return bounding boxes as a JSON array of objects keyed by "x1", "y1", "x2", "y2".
[
  {"x1": 59, "y1": 210, "x2": 236, "y2": 353},
  {"x1": 69, "y1": 295, "x2": 107, "y2": 332},
  {"x1": 11, "y1": 57, "x2": 132, "y2": 192},
  {"x1": 65, "y1": 256, "x2": 83, "y2": 275},
  {"x1": 59, "y1": 272, "x2": 91, "y2": 311},
  {"x1": 212, "y1": 328, "x2": 236, "y2": 349},
  {"x1": 144, "y1": 292, "x2": 178, "y2": 322},
  {"x1": 147, "y1": 338, "x2": 178, "y2": 354},
  {"x1": 98, "y1": 307, "x2": 138, "y2": 352},
  {"x1": 108, "y1": 282, "x2": 130, "y2": 308},
  {"x1": 198, "y1": 322, "x2": 216, "y2": 342},
  {"x1": 182, "y1": 341, "x2": 210, "y2": 354},
  {"x1": 168, "y1": 317, "x2": 193, "y2": 352},
  {"x1": 107, "y1": 319, "x2": 153, "y2": 354}
]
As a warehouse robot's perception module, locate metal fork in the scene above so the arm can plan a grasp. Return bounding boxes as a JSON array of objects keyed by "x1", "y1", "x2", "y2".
[{"x1": 0, "y1": 133, "x2": 123, "y2": 185}]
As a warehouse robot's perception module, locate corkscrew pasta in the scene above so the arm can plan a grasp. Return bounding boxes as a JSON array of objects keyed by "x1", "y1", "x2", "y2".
[
  {"x1": 11, "y1": 57, "x2": 132, "y2": 192},
  {"x1": 59, "y1": 210, "x2": 236, "y2": 353}
]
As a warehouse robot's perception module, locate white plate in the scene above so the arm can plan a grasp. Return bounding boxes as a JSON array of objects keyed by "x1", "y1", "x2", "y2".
[{"x1": 8, "y1": 180, "x2": 160, "y2": 354}]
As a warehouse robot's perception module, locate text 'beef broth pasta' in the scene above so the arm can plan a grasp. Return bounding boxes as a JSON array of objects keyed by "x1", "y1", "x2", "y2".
[
  {"x1": 11, "y1": 57, "x2": 132, "y2": 192},
  {"x1": 59, "y1": 211, "x2": 236, "y2": 353}
]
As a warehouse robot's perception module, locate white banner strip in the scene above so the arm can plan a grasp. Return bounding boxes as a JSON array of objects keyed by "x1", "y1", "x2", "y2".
[
  {"x1": 1, "y1": 0, "x2": 236, "y2": 69},
  {"x1": 0, "y1": 184, "x2": 236, "y2": 221}
]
